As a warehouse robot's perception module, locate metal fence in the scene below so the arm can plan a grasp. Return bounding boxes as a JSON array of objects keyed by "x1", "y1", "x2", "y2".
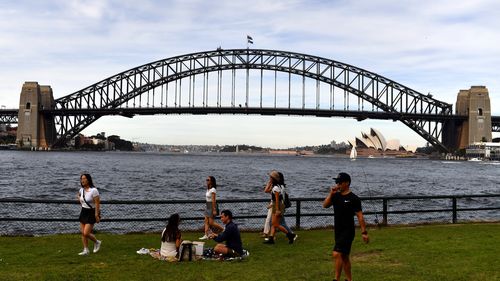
[{"x1": 1, "y1": 194, "x2": 499, "y2": 235}]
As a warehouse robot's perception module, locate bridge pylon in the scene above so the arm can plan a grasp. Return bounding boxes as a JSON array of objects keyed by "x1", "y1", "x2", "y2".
[
  {"x1": 444, "y1": 86, "x2": 492, "y2": 151},
  {"x1": 16, "y1": 82, "x2": 56, "y2": 149}
]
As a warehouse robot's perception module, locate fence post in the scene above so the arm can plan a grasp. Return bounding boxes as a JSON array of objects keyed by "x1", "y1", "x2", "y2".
[
  {"x1": 452, "y1": 197, "x2": 457, "y2": 223},
  {"x1": 382, "y1": 198, "x2": 388, "y2": 226},
  {"x1": 295, "y1": 199, "x2": 301, "y2": 230}
]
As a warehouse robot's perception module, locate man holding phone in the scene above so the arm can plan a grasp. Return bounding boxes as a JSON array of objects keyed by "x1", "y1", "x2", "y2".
[{"x1": 323, "y1": 172, "x2": 369, "y2": 281}]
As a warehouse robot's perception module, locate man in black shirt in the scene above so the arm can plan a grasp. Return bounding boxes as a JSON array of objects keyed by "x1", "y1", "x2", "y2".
[
  {"x1": 209, "y1": 209, "x2": 243, "y2": 257},
  {"x1": 323, "y1": 172, "x2": 369, "y2": 281}
]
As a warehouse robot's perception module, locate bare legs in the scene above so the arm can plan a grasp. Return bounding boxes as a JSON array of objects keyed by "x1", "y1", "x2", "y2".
[
  {"x1": 333, "y1": 251, "x2": 352, "y2": 281},
  {"x1": 213, "y1": 244, "x2": 230, "y2": 255},
  {"x1": 80, "y1": 223, "x2": 98, "y2": 254},
  {"x1": 270, "y1": 213, "x2": 288, "y2": 237},
  {"x1": 204, "y1": 216, "x2": 223, "y2": 235}
]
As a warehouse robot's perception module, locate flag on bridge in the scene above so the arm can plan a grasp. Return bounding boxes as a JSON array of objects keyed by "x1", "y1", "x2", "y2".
[{"x1": 247, "y1": 35, "x2": 253, "y2": 44}]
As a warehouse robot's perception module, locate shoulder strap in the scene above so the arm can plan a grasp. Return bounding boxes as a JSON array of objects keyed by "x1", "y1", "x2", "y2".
[{"x1": 81, "y1": 188, "x2": 93, "y2": 208}]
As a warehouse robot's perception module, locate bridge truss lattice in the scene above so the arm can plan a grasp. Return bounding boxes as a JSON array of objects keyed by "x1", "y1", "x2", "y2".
[
  {"x1": 0, "y1": 111, "x2": 18, "y2": 125},
  {"x1": 51, "y1": 49, "x2": 453, "y2": 150}
]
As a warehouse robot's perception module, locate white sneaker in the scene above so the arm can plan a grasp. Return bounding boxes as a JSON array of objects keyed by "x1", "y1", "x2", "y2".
[
  {"x1": 78, "y1": 249, "x2": 89, "y2": 256},
  {"x1": 136, "y1": 248, "x2": 150, "y2": 254},
  {"x1": 93, "y1": 240, "x2": 101, "y2": 253},
  {"x1": 199, "y1": 234, "x2": 209, "y2": 240}
]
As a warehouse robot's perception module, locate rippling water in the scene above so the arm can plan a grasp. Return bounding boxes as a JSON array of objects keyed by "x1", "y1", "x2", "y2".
[
  {"x1": 1, "y1": 150, "x2": 499, "y2": 200},
  {"x1": 1, "y1": 151, "x2": 499, "y2": 234}
]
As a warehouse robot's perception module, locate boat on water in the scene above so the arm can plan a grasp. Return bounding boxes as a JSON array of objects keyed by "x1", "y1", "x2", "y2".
[
  {"x1": 0, "y1": 144, "x2": 16, "y2": 150},
  {"x1": 350, "y1": 146, "x2": 357, "y2": 160},
  {"x1": 468, "y1": 157, "x2": 482, "y2": 162}
]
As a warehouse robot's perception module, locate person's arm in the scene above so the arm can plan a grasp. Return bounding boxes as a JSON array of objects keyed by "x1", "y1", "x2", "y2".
[
  {"x1": 322, "y1": 185, "x2": 339, "y2": 208},
  {"x1": 274, "y1": 191, "x2": 281, "y2": 215},
  {"x1": 94, "y1": 196, "x2": 101, "y2": 223},
  {"x1": 211, "y1": 192, "x2": 217, "y2": 216},
  {"x1": 356, "y1": 211, "x2": 369, "y2": 243},
  {"x1": 175, "y1": 231, "x2": 182, "y2": 249},
  {"x1": 264, "y1": 180, "x2": 273, "y2": 193},
  {"x1": 212, "y1": 226, "x2": 229, "y2": 243}
]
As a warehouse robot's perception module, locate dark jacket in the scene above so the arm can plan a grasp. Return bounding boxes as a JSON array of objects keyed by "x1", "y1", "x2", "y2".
[{"x1": 213, "y1": 221, "x2": 243, "y2": 255}]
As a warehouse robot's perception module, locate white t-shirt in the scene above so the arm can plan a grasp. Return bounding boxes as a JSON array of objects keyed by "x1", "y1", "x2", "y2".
[
  {"x1": 205, "y1": 187, "x2": 216, "y2": 202},
  {"x1": 271, "y1": 185, "x2": 283, "y2": 194},
  {"x1": 160, "y1": 228, "x2": 178, "y2": 257},
  {"x1": 79, "y1": 187, "x2": 100, "y2": 209}
]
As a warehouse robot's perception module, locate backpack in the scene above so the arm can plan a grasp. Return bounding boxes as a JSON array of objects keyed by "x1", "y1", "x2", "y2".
[{"x1": 281, "y1": 185, "x2": 292, "y2": 209}]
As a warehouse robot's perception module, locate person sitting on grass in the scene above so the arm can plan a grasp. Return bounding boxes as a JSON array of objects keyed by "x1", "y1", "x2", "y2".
[
  {"x1": 160, "y1": 213, "x2": 182, "y2": 259},
  {"x1": 208, "y1": 209, "x2": 243, "y2": 258}
]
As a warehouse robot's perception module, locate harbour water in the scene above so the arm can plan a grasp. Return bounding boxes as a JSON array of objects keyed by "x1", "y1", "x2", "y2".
[
  {"x1": 1, "y1": 150, "x2": 499, "y2": 200},
  {"x1": 1, "y1": 151, "x2": 499, "y2": 234}
]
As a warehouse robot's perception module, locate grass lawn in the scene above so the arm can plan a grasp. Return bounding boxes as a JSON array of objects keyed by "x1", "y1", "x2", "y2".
[{"x1": 0, "y1": 223, "x2": 498, "y2": 281}]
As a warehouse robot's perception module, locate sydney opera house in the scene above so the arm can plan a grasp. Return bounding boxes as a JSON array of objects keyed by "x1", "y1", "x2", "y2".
[{"x1": 348, "y1": 128, "x2": 416, "y2": 157}]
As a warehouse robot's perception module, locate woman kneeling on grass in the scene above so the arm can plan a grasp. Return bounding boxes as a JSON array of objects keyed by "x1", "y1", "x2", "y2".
[{"x1": 77, "y1": 173, "x2": 102, "y2": 256}]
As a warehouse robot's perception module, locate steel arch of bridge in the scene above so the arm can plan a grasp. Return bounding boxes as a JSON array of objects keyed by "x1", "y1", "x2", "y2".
[{"x1": 52, "y1": 49, "x2": 453, "y2": 150}]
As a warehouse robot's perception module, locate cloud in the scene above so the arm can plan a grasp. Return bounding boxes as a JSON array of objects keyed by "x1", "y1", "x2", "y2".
[{"x1": 1, "y1": 0, "x2": 500, "y2": 146}]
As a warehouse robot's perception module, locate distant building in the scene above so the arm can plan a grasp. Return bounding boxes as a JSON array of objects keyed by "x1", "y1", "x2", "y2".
[
  {"x1": 455, "y1": 86, "x2": 492, "y2": 149},
  {"x1": 465, "y1": 142, "x2": 500, "y2": 160},
  {"x1": 348, "y1": 128, "x2": 415, "y2": 157}
]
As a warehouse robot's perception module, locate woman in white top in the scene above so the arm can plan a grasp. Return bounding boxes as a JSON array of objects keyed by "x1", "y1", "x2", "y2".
[
  {"x1": 160, "y1": 213, "x2": 182, "y2": 258},
  {"x1": 77, "y1": 173, "x2": 102, "y2": 256},
  {"x1": 263, "y1": 170, "x2": 296, "y2": 244},
  {"x1": 199, "y1": 176, "x2": 223, "y2": 240}
]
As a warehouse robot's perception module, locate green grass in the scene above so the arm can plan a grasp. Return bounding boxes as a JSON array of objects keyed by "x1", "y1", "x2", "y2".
[{"x1": 0, "y1": 223, "x2": 498, "y2": 281}]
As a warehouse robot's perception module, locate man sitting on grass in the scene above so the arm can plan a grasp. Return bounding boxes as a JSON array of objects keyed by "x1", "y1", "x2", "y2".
[{"x1": 208, "y1": 209, "x2": 243, "y2": 258}]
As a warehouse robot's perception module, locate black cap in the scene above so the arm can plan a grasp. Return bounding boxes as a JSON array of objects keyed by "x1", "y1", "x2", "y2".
[{"x1": 333, "y1": 172, "x2": 351, "y2": 184}]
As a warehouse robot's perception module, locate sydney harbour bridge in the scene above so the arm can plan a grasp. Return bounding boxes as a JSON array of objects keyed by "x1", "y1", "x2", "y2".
[{"x1": 1, "y1": 49, "x2": 499, "y2": 152}]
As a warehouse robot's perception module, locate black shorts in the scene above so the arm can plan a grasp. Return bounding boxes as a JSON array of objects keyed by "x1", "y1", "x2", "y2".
[
  {"x1": 79, "y1": 207, "x2": 96, "y2": 225},
  {"x1": 333, "y1": 231, "x2": 354, "y2": 255}
]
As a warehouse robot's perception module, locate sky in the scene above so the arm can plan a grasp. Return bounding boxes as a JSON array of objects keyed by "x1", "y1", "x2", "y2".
[{"x1": 1, "y1": 0, "x2": 499, "y2": 148}]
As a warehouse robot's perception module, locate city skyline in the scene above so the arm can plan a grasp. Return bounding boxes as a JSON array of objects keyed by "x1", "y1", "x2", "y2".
[{"x1": 1, "y1": 0, "x2": 499, "y2": 148}]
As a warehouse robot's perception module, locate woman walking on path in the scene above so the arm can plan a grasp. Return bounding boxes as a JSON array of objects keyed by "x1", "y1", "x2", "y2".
[
  {"x1": 77, "y1": 173, "x2": 102, "y2": 255},
  {"x1": 199, "y1": 176, "x2": 223, "y2": 240},
  {"x1": 263, "y1": 170, "x2": 296, "y2": 244}
]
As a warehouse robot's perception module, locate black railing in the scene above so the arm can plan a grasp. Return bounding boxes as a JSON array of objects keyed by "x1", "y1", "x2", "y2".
[{"x1": 0, "y1": 194, "x2": 499, "y2": 235}]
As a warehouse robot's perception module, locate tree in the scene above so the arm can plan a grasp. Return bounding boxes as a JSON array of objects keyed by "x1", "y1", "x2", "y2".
[{"x1": 107, "y1": 135, "x2": 133, "y2": 151}]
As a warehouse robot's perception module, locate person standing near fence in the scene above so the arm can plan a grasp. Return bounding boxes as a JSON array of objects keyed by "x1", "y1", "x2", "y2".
[
  {"x1": 199, "y1": 176, "x2": 223, "y2": 240},
  {"x1": 263, "y1": 170, "x2": 296, "y2": 244},
  {"x1": 77, "y1": 173, "x2": 102, "y2": 256},
  {"x1": 262, "y1": 171, "x2": 297, "y2": 242},
  {"x1": 323, "y1": 172, "x2": 369, "y2": 281}
]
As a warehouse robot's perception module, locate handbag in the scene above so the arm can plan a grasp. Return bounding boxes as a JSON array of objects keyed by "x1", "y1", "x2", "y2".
[
  {"x1": 283, "y1": 192, "x2": 292, "y2": 209},
  {"x1": 178, "y1": 241, "x2": 195, "y2": 261},
  {"x1": 280, "y1": 185, "x2": 292, "y2": 209}
]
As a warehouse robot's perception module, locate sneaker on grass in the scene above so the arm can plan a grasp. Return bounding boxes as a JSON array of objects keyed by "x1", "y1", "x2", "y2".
[
  {"x1": 93, "y1": 240, "x2": 102, "y2": 253},
  {"x1": 78, "y1": 249, "x2": 89, "y2": 256}
]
